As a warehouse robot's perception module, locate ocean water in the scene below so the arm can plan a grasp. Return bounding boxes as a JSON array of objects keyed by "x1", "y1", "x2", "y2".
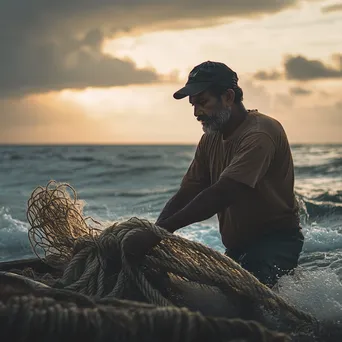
[{"x1": 0, "y1": 144, "x2": 342, "y2": 320}]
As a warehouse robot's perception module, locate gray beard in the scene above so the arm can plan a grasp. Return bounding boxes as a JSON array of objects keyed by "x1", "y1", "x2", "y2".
[{"x1": 201, "y1": 108, "x2": 232, "y2": 134}]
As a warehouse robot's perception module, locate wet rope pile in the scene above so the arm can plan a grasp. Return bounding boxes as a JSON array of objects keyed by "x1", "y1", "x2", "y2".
[
  {"x1": 0, "y1": 286, "x2": 289, "y2": 342},
  {"x1": 22, "y1": 181, "x2": 324, "y2": 339}
]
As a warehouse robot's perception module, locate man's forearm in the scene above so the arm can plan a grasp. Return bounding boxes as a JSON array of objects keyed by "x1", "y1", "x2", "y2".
[
  {"x1": 159, "y1": 178, "x2": 247, "y2": 233},
  {"x1": 156, "y1": 184, "x2": 204, "y2": 223},
  {"x1": 159, "y1": 183, "x2": 232, "y2": 233}
]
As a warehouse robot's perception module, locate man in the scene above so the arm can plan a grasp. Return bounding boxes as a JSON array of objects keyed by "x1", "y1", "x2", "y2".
[{"x1": 126, "y1": 61, "x2": 304, "y2": 288}]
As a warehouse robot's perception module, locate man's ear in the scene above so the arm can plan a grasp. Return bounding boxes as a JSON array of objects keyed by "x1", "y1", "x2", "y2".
[{"x1": 222, "y1": 89, "x2": 235, "y2": 106}]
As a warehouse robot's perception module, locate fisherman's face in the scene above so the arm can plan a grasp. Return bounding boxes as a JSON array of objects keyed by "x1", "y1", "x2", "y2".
[{"x1": 189, "y1": 90, "x2": 233, "y2": 134}]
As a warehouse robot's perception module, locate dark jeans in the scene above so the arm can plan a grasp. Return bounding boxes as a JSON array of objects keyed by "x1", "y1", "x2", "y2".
[{"x1": 225, "y1": 229, "x2": 304, "y2": 288}]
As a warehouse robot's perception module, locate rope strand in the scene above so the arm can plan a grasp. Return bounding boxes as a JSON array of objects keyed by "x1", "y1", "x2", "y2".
[{"x1": 1, "y1": 289, "x2": 290, "y2": 342}]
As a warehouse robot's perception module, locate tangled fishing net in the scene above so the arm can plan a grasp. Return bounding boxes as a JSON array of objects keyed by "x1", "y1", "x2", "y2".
[{"x1": 2, "y1": 180, "x2": 341, "y2": 341}]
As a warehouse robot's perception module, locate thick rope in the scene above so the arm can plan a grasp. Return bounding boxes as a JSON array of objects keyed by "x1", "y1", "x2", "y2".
[
  {"x1": 0, "y1": 287, "x2": 290, "y2": 342},
  {"x1": 25, "y1": 181, "x2": 319, "y2": 332}
]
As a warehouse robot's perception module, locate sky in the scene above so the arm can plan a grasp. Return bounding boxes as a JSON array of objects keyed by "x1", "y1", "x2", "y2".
[{"x1": 0, "y1": 0, "x2": 341, "y2": 144}]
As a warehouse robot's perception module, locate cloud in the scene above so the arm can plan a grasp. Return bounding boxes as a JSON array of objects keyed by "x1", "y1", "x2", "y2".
[
  {"x1": 254, "y1": 71, "x2": 282, "y2": 80},
  {"x1": 0, "y1": 1, "x2": 309, "y2": 37},
  {"x1": 1, "y1": 29, "x2": 161, "y2": 98},
  {"x1": 254, "y1": 53, "x2": 342, "y2": 81},
  {"x1": 321, "y1": 3, "x2": 342, "y2": 13},
  {"x1": 285, "y1": 54, "x2": 342, "y2": 80},
  {"x1": 289, "y1": 87, "x2": 312, "y2": 96},
  {"x1": 0, "y1": 0, "x2": 319, "y2": 97}
]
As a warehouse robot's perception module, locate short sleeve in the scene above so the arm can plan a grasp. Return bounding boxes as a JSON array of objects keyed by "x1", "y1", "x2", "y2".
[
  {"x1": 219, "y1": 133, "x2": 275, "y2": 188},
  {"x1": 181, "y1": 136, "x2": 210, "y2": 188}
]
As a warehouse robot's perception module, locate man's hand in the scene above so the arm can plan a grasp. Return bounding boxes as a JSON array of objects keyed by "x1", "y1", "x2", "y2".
[{"x1": 122, "y1": 228, "x2": 162, "y2": 261}]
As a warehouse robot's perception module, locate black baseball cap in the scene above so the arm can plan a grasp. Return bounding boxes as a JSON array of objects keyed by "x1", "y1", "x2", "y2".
[{"x1": 173, "y1": 61, "x2": 238, "y2": 100}]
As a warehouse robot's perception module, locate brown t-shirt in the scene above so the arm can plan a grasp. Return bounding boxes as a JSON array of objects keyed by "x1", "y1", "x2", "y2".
[{"x1": 181, "y1": 110, "x2": 299, "y2": 250}]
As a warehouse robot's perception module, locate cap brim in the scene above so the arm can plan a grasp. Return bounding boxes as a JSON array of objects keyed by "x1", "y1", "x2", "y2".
[{"x1": 173, "y1": 82, "x2": 212, "y2": 100}]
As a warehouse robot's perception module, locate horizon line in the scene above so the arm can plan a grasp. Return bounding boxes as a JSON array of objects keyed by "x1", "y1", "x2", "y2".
[{"x1": 1, "y1": 142, "x2": 342, "y2": 146}]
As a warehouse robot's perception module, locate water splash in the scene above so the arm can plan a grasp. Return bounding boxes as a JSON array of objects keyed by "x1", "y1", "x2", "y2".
[{"x1": 277, "y1": 267, "x2": 342, "y2": 321}]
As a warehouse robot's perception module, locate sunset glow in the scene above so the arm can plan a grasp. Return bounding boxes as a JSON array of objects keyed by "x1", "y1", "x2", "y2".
[{"x1": 1, "y1": 0, "x2": 341, "y2": 144}]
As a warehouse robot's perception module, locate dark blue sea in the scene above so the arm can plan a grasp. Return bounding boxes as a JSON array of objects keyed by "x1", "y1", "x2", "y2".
[{"x1": 1, "y1": 144, "x2": 341, "y2": 319}]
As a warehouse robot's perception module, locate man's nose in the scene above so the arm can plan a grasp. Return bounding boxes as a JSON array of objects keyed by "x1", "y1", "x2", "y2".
[{"x1": 193, "y1": 105, "x2": 202, "y2": 117}]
